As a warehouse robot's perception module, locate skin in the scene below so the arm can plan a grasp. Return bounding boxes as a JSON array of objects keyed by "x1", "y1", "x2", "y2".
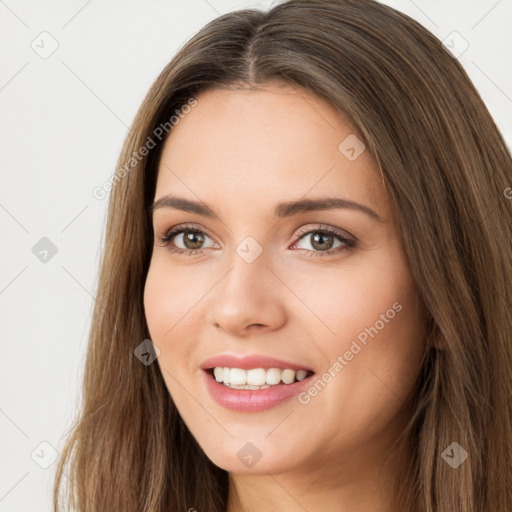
[{"x1": 143, "y1": 81, "x2": 427, "y2": 512}]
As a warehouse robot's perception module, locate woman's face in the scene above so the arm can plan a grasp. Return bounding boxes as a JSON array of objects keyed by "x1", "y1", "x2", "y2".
[{"x1": 144, "y1": 82, "x2": 427, "y2": 477}]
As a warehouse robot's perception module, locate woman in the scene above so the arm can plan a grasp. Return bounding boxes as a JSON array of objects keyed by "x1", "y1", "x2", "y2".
[{"x1": 53, "y1": 0, "x2": 512, "y2": 510}]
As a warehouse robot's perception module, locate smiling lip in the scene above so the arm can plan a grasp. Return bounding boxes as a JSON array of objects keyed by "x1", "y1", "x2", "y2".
[{"x1": 201, "y1": 354, "x2": 315, "y2": 412}]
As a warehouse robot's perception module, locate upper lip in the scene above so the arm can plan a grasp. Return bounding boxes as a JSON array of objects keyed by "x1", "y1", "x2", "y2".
[{"x1": 201, "y1": 354, "x2": 315, "y2": 372}]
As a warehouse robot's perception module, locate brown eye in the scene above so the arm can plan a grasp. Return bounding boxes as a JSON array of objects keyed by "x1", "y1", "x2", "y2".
[
  {"x1": 179, "y1": 230, "x2": 206, "y2": 250},
  {"x1": 308, "y1": 232, "x2": 335, "y2": 251},
  {"x1": 156, "y1": 224, "x2": 216, "y2": 255},
  {"x1": 292, "y1": 226, "x2": 356, "y2": 257}
]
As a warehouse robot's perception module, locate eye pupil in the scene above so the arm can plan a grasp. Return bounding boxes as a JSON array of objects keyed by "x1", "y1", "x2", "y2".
[
  {"x1": 184, "y1": 231, "x2": 204, "y2": 250},
  {"x1": 311, "y1": 232, "x2": 334, "y2": 251}
]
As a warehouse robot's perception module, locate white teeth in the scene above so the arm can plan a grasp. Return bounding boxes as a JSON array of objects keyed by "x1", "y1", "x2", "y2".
[
  {"x1": 213, "y1": 367, "x2": 223, "y2": 382},
  {"x1": 224, "y1": 383, "x2": 271, "y2": 390},
  {"x1": 247, "y1": 368, "x2": 266, "y2": 386},
  {"x1": 229, "y1": 368, "x2": 246, "y2": 385},
  {"x1": 266, "y1": 368, "x2": 282, "y2": 385},
  {"x1": 296, "y1": 369, "x2": 308, "y2": 381},
  {"x1": 211, "y1": 366, "x2": 311, "y2": 387},
  {"x1": 281, "y1": 369, "x2": 295, "y2": 384}
]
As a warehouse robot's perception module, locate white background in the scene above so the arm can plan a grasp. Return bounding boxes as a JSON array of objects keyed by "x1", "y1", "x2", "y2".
[{"x1": 1, "y1": 1, "x2": 511, "y2": 510}]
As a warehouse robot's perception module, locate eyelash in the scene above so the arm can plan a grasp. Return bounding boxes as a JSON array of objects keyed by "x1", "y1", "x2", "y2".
[{"x1": 155, "y1": 223, "x2": 357, "y2": 258}]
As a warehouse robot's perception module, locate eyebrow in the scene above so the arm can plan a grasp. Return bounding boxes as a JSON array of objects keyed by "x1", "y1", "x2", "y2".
[{"x1": 149, "y1": 194, "x2": 382, "y2": 222}]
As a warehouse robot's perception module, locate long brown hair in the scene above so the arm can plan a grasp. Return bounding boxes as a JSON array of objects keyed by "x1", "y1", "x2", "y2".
[{"x1": 53, "y1": 1, "x2": 512, "y2": 510}]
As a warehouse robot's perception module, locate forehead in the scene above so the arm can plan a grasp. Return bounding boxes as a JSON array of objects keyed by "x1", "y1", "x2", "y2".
[{"x1": 154, "y1": 83, "x2": 389, "y2": 222}]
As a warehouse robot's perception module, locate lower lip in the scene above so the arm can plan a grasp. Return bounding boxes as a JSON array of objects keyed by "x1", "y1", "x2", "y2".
[{"x1": 203, "y1": 370, "x2": 313, "y2": 412}]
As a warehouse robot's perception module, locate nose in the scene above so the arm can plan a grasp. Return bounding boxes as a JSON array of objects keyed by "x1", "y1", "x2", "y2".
[{"x1": 207, "y1": 249, "x2": 288, "y2": 336}]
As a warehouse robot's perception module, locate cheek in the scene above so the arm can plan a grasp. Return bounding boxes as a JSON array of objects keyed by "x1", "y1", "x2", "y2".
[
  {"x1": 293, "y1": 286, "x2": 425, "y2": 462},
  {"x1": 283, "y1": 246, "x2": 418, "y2": 345},
  {"x1": 143, "y1": 259, "x2": 202, "y2": 380},
  {"x1": 143, "y1": 256, "x2": 207, "y2": 335},
  {"x1": 290, "y1": 246, "x2": 426, "y2": 423}
]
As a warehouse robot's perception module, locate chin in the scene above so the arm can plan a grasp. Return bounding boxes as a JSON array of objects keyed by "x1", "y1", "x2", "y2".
[{"x1": 197, "y1": 434, "x2": 307, "y2": 475}]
